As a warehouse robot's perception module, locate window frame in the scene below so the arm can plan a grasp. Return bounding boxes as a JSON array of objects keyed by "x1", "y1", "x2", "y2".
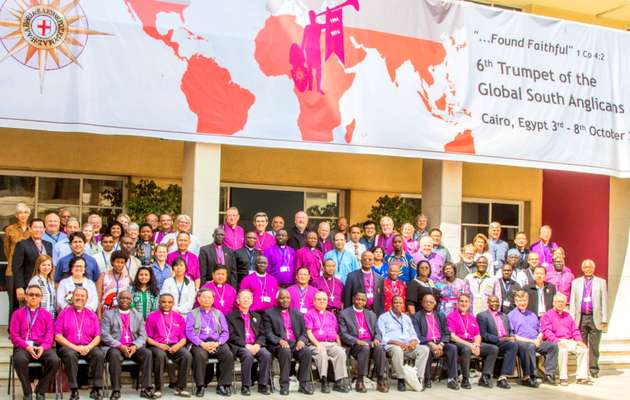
[{"x1": 461, "y1": 197, "x2": 524, "y2": 243}]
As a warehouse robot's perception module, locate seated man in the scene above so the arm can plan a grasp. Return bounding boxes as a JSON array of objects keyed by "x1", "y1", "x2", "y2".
[
  {"x1": 145, "y1": 293, "x2": 192, "y2": 397},
  {"x1": 185, "y1": 288, "x2": 234, "y2": 397},
  {"x1": 10, "y1": 285, "x2": 60, "y2": 400},
  {"x1": 101, "y1": 290, "x2": 155, "y2": 399},
  {"x1": 412, "y1": 294, "x2": 459, "y2": 390},
  {"x1": 304, "y1": 291, "x2": 349, "y2": 393},
  {"x1": 262, "y1": 289, "x2": 314, "y2": 395},
  {"x1": 338, "y1": 292, "x2": 388, "y2": 393},
  {"x1": 476, "y1": 295, "x2": 518, "y2": 389},
  {"x1": 311, "y1": 259, "x2": 344, "y2": 313},
  {"x1": 55, "y1": 287, "x2": 105, "y2": 400},
  {"x1": 226, "y1": 290, "x2": 272, "y2": 396},
  {"x1": 508, "y1": 290, "x2": 559, "y2": 386},
  {"x1": 377, "y1": 295, "x2": 430, "y2": 392},
  {"x1": 447, "y1": 293, "x2": 498, "y2": 389},
  {"x1": 541, "y1": 293, "x2": 589, "y2": 386}
]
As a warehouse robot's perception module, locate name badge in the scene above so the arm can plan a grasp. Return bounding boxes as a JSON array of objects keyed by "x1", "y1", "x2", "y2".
[
  {"x1": 503, "y1": 300, "x2": 511, "y2": 307},
  {"x1": 248, "y1": 270, "x2": 254, "y2": 275},
  {"x1": 26, "y1": 340, "x2": 34, "y2": 347},
  {"x1": 300, "y1": 307, "x2": 308, "y2": 314},
  {"x1": 262, "y1": 296, "x2": 271, "y2": 303},
  {"x1": 584, "y1": 296, "x2": 592, "y2": 302},
  {"x1": 366, "y1": 293, "x2": 374, "y2": 299},
  {"x1": 280, "y1": 266, "x2": 290, "y2": 273}
]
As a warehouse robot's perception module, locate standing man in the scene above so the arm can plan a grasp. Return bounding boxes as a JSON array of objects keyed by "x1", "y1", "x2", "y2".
[
  {"x1": 338, "y1": 292, "x2": 388, "y2": 393},
  {"x1": 413, "y1": 214, "x2": 429, "y2": 241},
  {"x1": 252, "y1": 213, "x2": 275, "y2": 252},
  {"x1": 546, "y1": 248, "x2": 575, "y2": 301},
  {"x1": 120, "y1": 235, "x2": 143, "y2": 281},
  {"x1": 42, "y1": 212, "x2": 67, "y2": 246},
  {"x1": 316, "y1": 221, "x2": 333, "y2": 254},
  {"x1": 52, "y1": 217, "x2": 81, "y2": 265},
  {"x1": 54, "y1": 232, "x2": 100, "y2": 283},
  {"x1": 96, "y1": 233, "x2": 116, "y2": 273},
  {"x1": 185, "y1": 289, "x2": 234, "y2": 396},
  {"x1": 344, "y1": 225, "x2": 366, "y2": 261},
  {"x1": 464, "y1": 256, "x2": 501, "y2": 315},
  {"x1": 311, "y1": 259, "x2": 344, "y2": 313},
  {"x1": 227, "y1": 290, "x2": 272, "y2": 395},
  {"x1": 476, "y1": 296, "x2": 518, "y2": 389},
  {"x1": 383, "y1": 263, "x2": 406, "y2": 312},
  {"x1": 11, "y1": 219, "x2": 52, "y2": 314},
  {"x1": 161, "y1": 215, "x2": 201, "y2": 255},
  {"x1": 429, "y1": 228, "x2": 452, "y2": 264},
  {"x1": 530, "y1": 225, "x2": 559, "y2": 272},
  {"x1": 201, "y1": 265, "x2": 238, "y2": 315},
  {"x1": 270, "y1": 216, "x2": 285, "y2": 237},
  {"x1": 101, "y1": 290, "x2": 155, "y2": 399},
  {"x1": 570, "y1": 259, "x2": 608, "y2": 379},
  {"x1": 55, "y1": 288, "x2": 105, "y2": 400},
  {"x1": 498, "y1": 263, "x2": 521, "y2": 313},
  {"x1": 239, "y1": 255, "x2": 280, "y2": 312},
  {"x1": 413, "y1": 236, "x2": 445, "y2": 282},
  {"x1": 145, "y1": 213, "x2": 159, "y2": 232},
  {"x1": 525, "y1": 266, "x2": 556, "y2": 317},
  {"x1": 223, "y1": 207, "x2": 245, "y2": 251},
  {"x1": 296, "y1": 231, "x2": 324, "y2": 279},
  {"x1": 488, "y1": 222, "x2": 509, "y2": 274},
  {"x1": 334, "y1": 217, "x2": 349, "y2": 241},
  {"x1": 343, "y1": 251, "x2": 384, "y2": 315},
  {"x1": 145, "y1": 293, "x2": 192, "y2": 397},
  {"x1": 235, "y1": 231, "x2": 261, "y2": 284},
  {"x1": 377, "y1": 296, "x2": 430, "y2": 391},
  {"x1": 264, "y1": 230, "x2": 296, "y2": 287},
  {"x1": 287, "y1": 211, "x2": 309, "y2": 250},
  {"x1": 508, "y1": 290, "x2": 559, "y2": 386},
  {"x1": 359, "y1": 220, "x2": 377, "y2": 251},
  {"x1": 455, "y1": 244, "x2": 477, "y2": 280},
  {"x1": 199, "y1": 227, "x2": 237, "y2": 286},
  {"x1": 324, "y1": 232, "x2": 359, "y2": 283},
  {"x1": 10, "y1": 284, "x2": 60, "y2": 400},
  {"x1": 262, "y1": 289, "x2": 314, "y2": 395},
  {"x1": 153, "y1": 214, "x2": 173, "y2": 245},
  {"x1": 375, "y1": 216, "x2": 396, "y2": 255}
]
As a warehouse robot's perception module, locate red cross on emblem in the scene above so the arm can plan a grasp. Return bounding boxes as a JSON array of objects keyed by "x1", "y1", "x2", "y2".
[{"x1": 37, "y1": 18, "x2": 51, "y2": 36}]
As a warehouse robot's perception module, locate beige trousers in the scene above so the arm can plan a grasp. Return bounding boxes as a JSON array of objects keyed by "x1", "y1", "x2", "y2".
[
  {"x1": 558, "y1": 339, "x2": 589, "y2": 380},
  {"x1": 386, "y1": 344, "x2": 430, "y2": 380},
  {"x1": 310, "y1": 342, "x2": 348, "y2": 380}
]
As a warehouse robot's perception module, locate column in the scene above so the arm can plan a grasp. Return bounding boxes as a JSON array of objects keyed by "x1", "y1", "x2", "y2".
[
  {"x1": 421, "y1": 160, "x2": 463, "y2": 262},
  {"x1": 182, "y1": 142, "x2": 221, "y2": 246}
]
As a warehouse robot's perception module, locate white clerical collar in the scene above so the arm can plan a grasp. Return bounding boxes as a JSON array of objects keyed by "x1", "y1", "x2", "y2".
[
  {"x1": 317, "y1": 309, "x2": 326, "y2": 314},
  {"x1": 215, "y1": 283, "x2": 223, "y2": 287},
  {"x1": 255, "y1": 272, "x2": 266, "y2": 278},
  {"x1": 352, "y1": 306, "x2": 363, "y2": 312},
  {"x1": 119, "y1": 309, "x2": 130, "y2": 314}
]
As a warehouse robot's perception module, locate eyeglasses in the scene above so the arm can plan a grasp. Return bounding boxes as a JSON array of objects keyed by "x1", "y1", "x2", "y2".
[{"x1": 27, "y1": 293, "x2": 41, "y2": 298}]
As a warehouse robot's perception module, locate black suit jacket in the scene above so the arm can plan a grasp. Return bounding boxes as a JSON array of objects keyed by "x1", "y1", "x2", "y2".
[
  {"x1": 524, "y1": 283, "x2": 556, "y2": 315},
  {"x1": 477, "y1": 310, "x2": 513, "y2": 345},
  {"x1": 199, "y1": 243, "x2": 237, "y2": 287},
  {"x1": 498, "y1": 279, "x2": 522, "y2": 313},
  {"x1": 338, "y1": 306, "x2": 381, "y2": 346},
  {"x1": 287, "y1": 226, "x2": 309, "y2": 250},
  {"x1": 226, "y1": 309, "x2": 266, "y2": 352},
  {"x1": 234, "y1": 247, "x2": 260, "y2": 284},
  {"x1": 413, "y1": 310, "x2": 451, "y2": 345},
  {"x1": 12, "y1": 238, "x2": 53, "y2": 290},
  {"x1": 262, "y1": 307, "x2": 308, "y2": 348},
  {"x1": 343, "y1": 269, "x2": 385, "y2": 315}
]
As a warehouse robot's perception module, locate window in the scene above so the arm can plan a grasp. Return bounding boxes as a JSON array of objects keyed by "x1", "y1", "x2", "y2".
[
  {"x1": 400, "y1": 194, "x2": 422, "y2": 216},
  {"x1": 219, "y1": 184, "x2": 343, "y2": 231},
  {"x1": 461, "y1": 199, "x2": 523, "y2": 244},
  {"x1": 0, "y1": 170, "x2": 126, "y2": 267}
]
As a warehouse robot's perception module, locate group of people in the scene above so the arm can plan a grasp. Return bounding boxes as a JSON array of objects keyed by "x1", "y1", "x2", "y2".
[{"x1": 3, "y1": 204, "x2": 608, "y2": 400}]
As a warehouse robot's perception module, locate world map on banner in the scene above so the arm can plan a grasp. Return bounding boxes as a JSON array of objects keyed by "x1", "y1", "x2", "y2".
[{"x1": 122, "y1": 0, "x2": 472, "y2": 151}]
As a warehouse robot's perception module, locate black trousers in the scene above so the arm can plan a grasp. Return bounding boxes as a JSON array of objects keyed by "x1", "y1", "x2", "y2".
[
  {"x1": 150, "y1": 346, "x2": 192, "y2": 390},
  {"x1": 14, "y1": 348, "x2": 60, "y2": 395},
  {"x1": 516, "y1": 341, "x2": 558, "y2": 376},
  {"x1": 455, "y1": 342, "x2": 498, "y2": 378},
  {"x1": 58, "y1": 346, "x2": 105, "y2": 389},
  {"x1": 270, "y1": 345, "x2": 312, "y2": 388},
  {"x1": 234, "y1": 347, "x2": 272, "y2": 387},
  {"x1": 106, "y1": 347, "x2": 152, "y2": 390},
  {"x1": 496, "y1": 340, "x2": 518, "y2": 376},
  {"x1": 348, "y1": 342, "x2": 387, "y2": 378},
  {"x1": 425, "y1": 342, "x2": 458, "y2": 381},
  {"x1": 190, "y1": 344, "x2": 234, "y2": 387},
  {"x1": 580, "y1": 314, "x2": 602, "y2": 374}
]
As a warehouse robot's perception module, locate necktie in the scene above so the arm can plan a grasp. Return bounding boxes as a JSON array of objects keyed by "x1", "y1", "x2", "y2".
[{"x1": 354, "y1": 244, "x2": 359, "y2": 258}]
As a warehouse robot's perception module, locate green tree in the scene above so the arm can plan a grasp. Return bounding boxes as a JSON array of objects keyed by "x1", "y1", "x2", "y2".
[
  {"x1": 367, "y1": 195, "x2": 417, "y2": 231},
  {"x1": 125, "y1": 180, "x2": 181, "y2": 222}
]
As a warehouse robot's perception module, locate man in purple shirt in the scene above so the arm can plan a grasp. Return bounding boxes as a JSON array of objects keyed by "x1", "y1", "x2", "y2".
[
  {"x1": 304, "y1": 292, "x2": 349, "y2": 393},
  {"x1": 541, "y1": 293, "x2": 589, "y2": 385},
  {"x1": 413, "y1": 236, "x2": 445, "y2": 282},
  {"x1": 186, "y1": 288, "x2": 234, "y2": 397},
  {"x1": 264, "y1": 230, "x2": 296, "y2": 287},
  {"x1": 296, "y1": 232, "x2": 324, "y2": 279},
  {"x1": 10, "y1": 285, "x2": 60, "y2": 400},
  {"x1": 311, "y1": 259, "x2": 344, "y2": 312},
  {"x1": 55, "y1": 287, "x2": 105, "y2": 400},
  {"x1": 200, "y1": 265, "x2": 237, "y2": 315},
  {"x1": 240, "y1": 256, "x2": 280, "y2": 312},
  {"x1": 508, "y1": 290, "x2": 558, "y2": 386},
  {"x1": 223, "y1": 207, "x2": 245, "y2": 251},
  {"x1": 146, "y1": 293, "x2": 192, "y2": 397},
  {"x1": 545, "y1": 248, "x2": 575, "y2": 301},
  {"x1": 287, "y1": 266, "x2": 318, "y2": 313},
  {"x1": 530, "y1": 225, "x2": 559, "y2": 272}
]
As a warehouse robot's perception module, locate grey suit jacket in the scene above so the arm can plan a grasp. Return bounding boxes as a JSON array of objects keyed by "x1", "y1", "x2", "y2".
[
  {"x1": 338, "y1": 306, "x2": 382, "y2": 346},
  {"x1": 570, "y1": 276, "x2": 608, "y2": 329},
  {"x1": 100, "y1": 309, "x2": 147, "y2": 349}
]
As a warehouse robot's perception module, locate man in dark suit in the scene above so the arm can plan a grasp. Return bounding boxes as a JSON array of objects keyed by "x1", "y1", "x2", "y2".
[
  {"x1": 287, "y1": 211, "x2": 309, "y2": 250},
  {"x1": 11, "y1": 218, "x2": 52, "y2": 314},
  {"x1": 226, "y1": 290, "x2": 272, "y2": 396},
  {"x1": 524, "y1": 266, "x2": 556, "y2": 317},
  {"x1": 413, "y1": 294, "x2": 459, "y2": 390},
  {"x1": 477, "y1": 296, "x2": 518, "y2": 389},
  {"x1": 343, "y1": 251, "x2": 384, "y2": 315},
  {"x1": 338, "y1": 292, "x2": 388, "y2": 393},
  {"x1": 498, "y1": 264, "x2": 521, "y2": 313},
  {"x1": 199, "y1": 227, "x2": 237, "y2": 286},
  {"x1": 234, "y1": 231, "x2": 260, "y2": 284},
  {"x1": 262, "y1": 289, "x2": 314, "y2": 395}
]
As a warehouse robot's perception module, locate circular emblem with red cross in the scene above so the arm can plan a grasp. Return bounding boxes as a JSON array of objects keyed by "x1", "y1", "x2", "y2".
[{"x1": 21, "y1": 5, "x2": 68, "y2": 49}]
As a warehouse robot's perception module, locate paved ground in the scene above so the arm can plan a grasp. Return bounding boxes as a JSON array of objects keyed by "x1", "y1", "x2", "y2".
[{"x1": 2, "y1": 369, "x2": 627, "y2": 400}]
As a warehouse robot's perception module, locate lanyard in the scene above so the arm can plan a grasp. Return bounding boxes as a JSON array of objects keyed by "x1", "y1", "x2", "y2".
[
  {"x1": 176, "y1": 280, "x2": 185, "y2": 304},
  {"x1": 26, "y1": 308, "x2": 40, "y2": 340},
  {"x1": 458, "y1": 312, "x2": 470, "y2": 338},
  {"x1": 323, "y1": 277, "x2": 336, "y2": 299},
  {"x1": 101, "y1": 252, "x2": 108, "y2": 266},
  {"x1": 390, "y1": 311, "x2": 404, "y2": 332},
  {"x1": 297, "y1": 286, "x2": 308, "y2": 306},
  {"x1": 215, "y1": 283, "x2": 227, "y2": 305},
  {"x1": 256, "y1": 233, "x2": 268, "y2": 250},
  {"x1": 363, "y1": 271, "x2": 374, "y2": 294},
  {"x1": 161, "y1": 312, "x2": 174, "y2": 343},
  {"x1": 246, "y1": 248, "x2": 255, "y2": 270},
  {"x1": 501, "y1": 279, "x2": 512, "y2": 294},
  {"x1": 258, "y1": 275, "x2": 268, "y2": 296},
  {"x1": 74, "y1": 308, "x2": 86, "y2": 341},
  {"x1": 279, "y1": 246, "x2": 289, "y2": 266},
  {"x1": 334, "y1": 251, "x2": 345, "y2": 269}
]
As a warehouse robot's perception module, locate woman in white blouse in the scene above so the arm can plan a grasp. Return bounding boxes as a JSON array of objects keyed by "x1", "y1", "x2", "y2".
[
  {"x1": 56, "y1": 255, "x2": 99, "y2": 312},
  {"x1": 160, "y1": 256, "x2": 195, "y2": 316}
]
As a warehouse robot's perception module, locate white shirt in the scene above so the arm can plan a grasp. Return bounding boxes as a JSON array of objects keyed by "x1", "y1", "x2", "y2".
[
  {"x1": 344, "y1": 241, "x2": 367, "y2": 260},
  {"x1": 52, "y1": 239, "x2": 72, "y2": 266},
  {"x1": 161, "y1": 232, "x2": 201, "y2": 256},
  {"x1": 96, "y1": 249, "x2": 114, "y2": 273},
  {"x1": 56, "y1": 277, "x2": 99, "y2": 312},
  {"x1": 160, "y1": 276, "x2": 196, "y2": 316}
]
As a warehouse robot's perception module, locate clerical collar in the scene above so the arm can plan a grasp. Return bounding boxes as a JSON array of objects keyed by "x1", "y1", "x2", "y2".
[
  {"x1": 246, "y1": 246, "x2": 255, "y2": 251},
  {"x1": 119, "y1": 309, "x2": 130, "y2": 314},
  {"x1": 255, "y1": 272, "x2": 266, "y2": 278},
  {"x1": 362, "y1": 269, "x2": 371, "y2": 274},
  {"x1": 215, "y1": 283, "x2": 223, "y2": 287},
  {"x1": 162, "y1": 311, "x2": 170, "y2": 315},
  {"x1": 352, "y1": 306, "x2": 363, "y2": 312},
  {"x1": 585, "y1": 276, "x2": 593, "y2": 280},
  {"x1": 317, "y1": 309, "x2": 326, "y2": 314},
  {"x1": 29, "y1": 307, "x2": 38, "y2": 312}
]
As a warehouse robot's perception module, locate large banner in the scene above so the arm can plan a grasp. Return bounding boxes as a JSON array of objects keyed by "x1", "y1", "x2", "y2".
[{"x1": 0, "y1": 0, "x2": 628, "y2": 177}]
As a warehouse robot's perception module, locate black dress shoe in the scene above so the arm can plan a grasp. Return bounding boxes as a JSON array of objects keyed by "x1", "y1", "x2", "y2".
[
  {"x1": 298, "y1": 383, "x2": 314, "y2": 395},
  {"x1": 241, "y1": 386, "x2": 250, "y2": 396},
  {"x1": 140, "y1": 388, "x2": 156, "y2": 399},
  {"x1": 258, "y1": 385, "x2": 271, "y2": 395},
  {"x1": 522, "y1": 378, "x2": 539, "y2": 388},
  {"x1": 545, "y1": 374, "x2": 557, "y2": 385},
  {"x1": 478, "y1": 374, "x2": 493, "y2": 388},
  {"x1": 90, "y1": 389, "x2": 103, "y2": 400},
  {"x1": 35, "y1": 394, "x2": 45, "y2": 400},
  {"x1": 591, "y1": 372, "x2": 599, "y2": 379},
  {"x1": 194, "y1": 386, "x2": 205, "y2": 397},
  {"x1": 497, "y1": 378, "x2": 511, "y2": 389},
  {"x1": 397, "y1": 379, "x2": 406, "y2": 392},
  {"x1": 355, "y1": 379, "x2": 367, "y2": 393},
  {"x1": 461, "y1": 378, "x2": 472, "y2": 389},
  {"x1": 321, "y1": 379, "x2": 331, "y2": 393},
  {"x1": 109, "y1": 391, "x2": 121, "y2": 400},
  {"x1": 279, "y1": 387, "x2": 289, "y2": 396},
  {"x1": 333, "y1": 380, "x2": 349, "y2": 393},
  {"x1": 216, "y1": 385, "x2": 231, "y2": 397},
  {"x1": 447, "y1": 379, "x2": 460, "y2": 390},
  {"x1": 423, "y1": 380, "x2": 432, "y2": 389},
  {"x1": 23, "y1": 395, "x2": 33, "y2": 400}
]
